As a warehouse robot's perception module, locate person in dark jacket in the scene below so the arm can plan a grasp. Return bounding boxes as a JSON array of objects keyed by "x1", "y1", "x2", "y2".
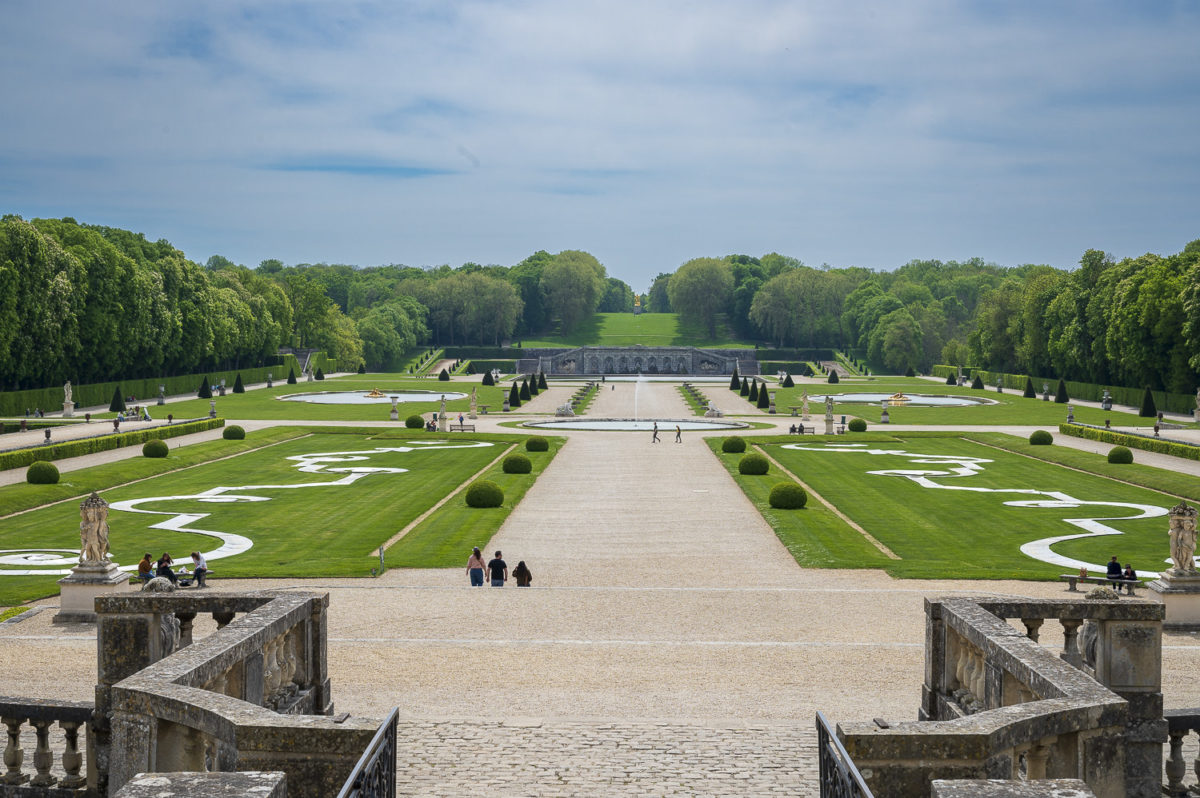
[{"x1": 513, "y1": 561, "x2": 532, "y2": 587}]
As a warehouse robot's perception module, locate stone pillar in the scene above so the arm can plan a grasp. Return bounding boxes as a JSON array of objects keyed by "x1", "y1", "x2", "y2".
[
  {"x1": 208, "y1": 399, "x2": 216, "y2": 418},
  {"x1": 1067, "y1": 404, "x2": 1074, "y2": 423},
  {"x1": 63, "y1": 401, "x2": 75, "y2": 418}
]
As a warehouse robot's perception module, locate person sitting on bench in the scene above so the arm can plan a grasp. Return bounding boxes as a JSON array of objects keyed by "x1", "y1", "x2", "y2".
[
  {"x1": 190, "y1": 551, "x2": 208, "y2": 588},
  {"x1": 156, "y1": 552, "x2": 178, "y2": 584},
  {"x1": 136, "y1": 553, "x2": 153, "y2": 582},
  {"x1": 1105, "y1": 556, "x2": 1123, "y2": 586}
]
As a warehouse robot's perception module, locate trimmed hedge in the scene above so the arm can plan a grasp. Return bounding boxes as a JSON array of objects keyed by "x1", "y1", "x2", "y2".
[
  {"x1": 1108, "y1": 446, "x2": 1133, "y2": 464},
  {"x1": 769, "y1": 482, "x2": 808, "y2": 509},
  {"x1": 142, "y1": 439, "x2": 169, "y2": 458},
  {"x1": 1055, "y1": 378, "x2": 1069, "y2": 403},
  {"x1": 442, "y1": 347, "x2": 526, "y2": 359},
  {"x1": 828, "y1": 371, "x2": 839, "y2": 384},
  {"x1": 756, "y1": 348, "x2": 834, "y2": 361},
  {"x1": 932, "y1": 365, "x2": 1196, "y2": 414},
  {"x1": 222, "y1": 425, "x2": 246, "y2": 440},
  {"x1": 109, "y1": 387, "x2": 126, "y2": 413},
  {"x1": 847, "y1": 418, "x2": 867, "y2": 432},
  {"x1": 438, "y1": 368, "x2": 450, "y2": 381},
  {"x1": 26, "y1": 461, "x2": 59, "y2": 484},
  {"x1": 738, "y1": 452, "x2": 769, "y2": 475},
  {"x1": 465, "y1": 480, "x2": 504, "y2": 508},
  {"x1": 315, "y1": 368, "x2": 325, "y2": 380},
  {"x1": 525, "y1": 436, "x2": 550, "y2": 452},
  {"x1": 0, "y1": 418, "x2": 225, "y2": 471},
  {"x1": 782, "y1": 373, "x2": 794, "y2": 388},
  {"x1": 405, "y1": 414, "x2": 425, "y2": 429},
  {"x1": 1058, "y1": 423, "x2": 1200, "y2": 461},
  {"x1": 481, "y1": 371, "x2": 495, "y2": 386},
  {"x1": 502, "y1": 453, "x2": 532, "y2": 474},
  {"x1": 1029, "y1": 430, "x2": 1053, "y2": 445},
  {"x1": 722, "y1": 436, "x2": 747, "y2": 453},
  {"x1": 1023, "y1": 377, "x2": 1036, "y2": 398}
]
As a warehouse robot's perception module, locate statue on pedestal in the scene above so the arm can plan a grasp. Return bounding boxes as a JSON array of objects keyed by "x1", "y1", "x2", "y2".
[
  {"x1": 79, "y1": 492, "x2": 110, "y2": 564},
  {"x1": 64, "y1": 381, "x2": 73, "y2": 405},
  {"x1": 469, "y1": 387, "x2": 478, "y2": 420},
  {"x1": 1169, "y1": 501, "x2": 1199, "y2": 575},
  {"x1": 825, "y1": 395, "x2": 834, "y2": 419},
  {"x1": 801, "y1": 390, "x2": 809, "y2": 421}
]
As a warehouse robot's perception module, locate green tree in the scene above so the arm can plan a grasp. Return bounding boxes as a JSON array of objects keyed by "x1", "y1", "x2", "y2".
[
  {"x1": 668, "y1": 257, "x2": 732, "y2": 338},
  {"x1": 541, "y1": 250, "x2": 605, "y2": 334}
]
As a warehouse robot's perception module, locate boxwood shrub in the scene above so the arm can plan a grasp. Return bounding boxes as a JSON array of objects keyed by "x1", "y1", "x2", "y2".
[
  {"x1": 465, "y1": 480, "x2": 504, "y2": 508},
  {"x1": 142, "y1": 439, "x2": 169, "y2": 458},
  {"x1": 525, "y1": 436, "x2": 550, "y2": 452},
  {"x1": 738, "y1": 453, "x2": 769, "y2": 475},
  {"x1": 847, "y1": 418, "x2": 867, "y2": 432},
  {"x1": 1107, "y1": 446, "x2": 1133, "y2": 464},
  {"x1": 769, "y1": 482, "x2": 807, "y2": 509},
  {"x1": 405, "y1": 414, "x2": 424, "y2": 429},
  {"x1": 721, "y1": 436, "x2": 746, "y2": 454},
  {"x1": 222, "y1": 425, "x2": 246, "y2": 440},
  {"x1": 26, "y1": 461, "x2": 59, "y2": 484},
  {"x1": 1029, "y1": 430, "x2": 1053, "y2": 445},
  {"x1": 502, "y1": 453, "x2": 532, "y2": 474}
]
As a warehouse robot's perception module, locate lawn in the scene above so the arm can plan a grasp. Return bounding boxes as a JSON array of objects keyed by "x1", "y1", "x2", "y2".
[
  {"x1": 756, "y1": 376, "x2": 1167, "y2": 427},
  {"x1": 715, "y1": 432, "x2": 1186, "y2": 580},
  {"x1": 0, "y1": 429, "x2": 560, "y2": 605},
  {"x1": 519, "y1": 313, "x2": 754, "y2": 348}
]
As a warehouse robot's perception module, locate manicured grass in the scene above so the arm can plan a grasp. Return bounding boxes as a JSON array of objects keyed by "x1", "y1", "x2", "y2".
[
  {"x1": 0, "y1": 430, "x2": 557, "y2": 605},
  {"x1": 707, "y1": 439, "x2": 895, "y2": 569},
  {"x1": 520, "y1": 313, "x2": 754, "y2": 348},
  {"x1": 386, "y1": 436, "x2": 565, "y2": 567},
  {"x1": 93, "y1": 373, "x2": 511, "y2": 422},
  {"x1": 766, "y1": 377, "x2": 1163, "y2": 427}
]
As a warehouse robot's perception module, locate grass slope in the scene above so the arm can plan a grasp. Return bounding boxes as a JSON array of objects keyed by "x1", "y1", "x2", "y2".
[{"x1": 520, "y1": 313, "x2": 754, "y2": 348}]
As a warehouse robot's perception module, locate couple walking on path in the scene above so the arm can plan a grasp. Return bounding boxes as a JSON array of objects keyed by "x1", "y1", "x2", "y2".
[
  {"x1": 466, "y1": 547, "x2": 532, "y2": 587},
  {"x1": 650, "y1": 422, "x2": 682, "y2": 444}
]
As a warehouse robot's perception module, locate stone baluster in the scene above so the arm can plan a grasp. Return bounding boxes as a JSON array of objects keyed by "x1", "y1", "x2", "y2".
[
  {"x1": 284, "y1": 631, "x2": 298, "y2": 686},
  {"x1": 951, "y1": 636, "x2": 967, "y2": 693},
  {"x1": 1026, "y1": 736, "x2": 1055, "y2": 779},
  {"x1": 59, "y1": 720, "x2": 86, "y2": 789},
  {"x1": 2, "y1": 716, "x2": 27, "y2": 785},
  {"x1": 1017, "y1": 686, "x2": 1034, "y2": 704},
  {"x1": 1165, "y1": 728, "x2": 1187, "y2": 794},
  {"x1": 1021, "y1": 617, "x2": 1043, "y2": 642},
  {"x1": 960, "y1": 648, "x2": 976, "y2": 702},
  {"x1": 970, "y1": 649, "x2": 985, "y2": 703},
  {"x1": 177, "y1": 611, "x2": 197, "y2": 647},
  {"x1": 264, "y1": 638, "x2": 280, "y2": 696},
  {"x1": 213, "y1": 610, "x2": 235, "y2": 629},
  {"x1": 29, "y1": 718, "x2": 56, "y2": 787},
  {"x1": 209, "y1": 669, "x2": 228, "y2": 696},
  {"x1": 1060, "y1": 619, "x2": 1083, "y2": 669},
  {"x1": 1012, "y1": 744, "x2": 1030, "y2": 779}
]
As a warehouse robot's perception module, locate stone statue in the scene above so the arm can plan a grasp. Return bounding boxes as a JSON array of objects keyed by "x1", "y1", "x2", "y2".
[
  {"x1": 78, "y1": 492, "x2": 110, "y2": 564},
  {"x1": 825, "y1": 395, "x2": 834, "y2": 418},
  {"x1": 469, "y1": 387, "x2": 478, "y2": 419},
  {"x1": 801, "y1": 391, "x2": 809, "y2": 421},
  {"x1": 1169, "y1": 501, "x2": 1199, "y2": 575},
  {"x1": 439, "y1": 395, "x2": 447, "y2": 416},
  {"x1": 63, "y1": 380, "x2": 72, "y2": 404},
  {"x1": 1195, "y1": 387, "x2": 1200, "y2": 412}
]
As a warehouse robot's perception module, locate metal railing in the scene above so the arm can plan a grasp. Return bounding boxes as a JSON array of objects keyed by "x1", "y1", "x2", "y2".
[
  {"x1": 816, "y1": 711, "x2": 872, "y2": 798},
  {"x1": 337, "y1": 707, "x2": 398, "y2": 798}
]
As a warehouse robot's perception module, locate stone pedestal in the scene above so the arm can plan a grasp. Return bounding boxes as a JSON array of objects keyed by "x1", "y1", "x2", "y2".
[
  {"x1": 62, "y1": 401, "x2": 75, "y2": 418},
  {"x1": 1149, "y1": 573, "x2": 1200, "y2": 630},
  {"x1": 824, "y1": 416, "x2": 834, "y2": 435},
  {"x1": 880, "y1": 407, "x2": 890, "y2": 424},
  {"x1": 54, "y1": 562, "x2": 130, "y2": 624},
  {"x1": 209, "y1": 399, "x2": 217, "y2": 418},
  {"x1": 389, "y1": 397, "x2": 399, "y2": 421},
  {"x1": 438, "y1": 413, "x2": 448, "y2": 432}
]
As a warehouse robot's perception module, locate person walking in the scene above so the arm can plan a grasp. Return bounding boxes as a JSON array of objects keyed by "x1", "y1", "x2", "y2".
[
  {"x1": 675, "y1": 425, "x2": 681, "y2": 443},
  {"x1": 466, "y1": 547, "x2": 486, "y2": 586},
  {"x1": 513, "y1": 560, "x2": 533, "y2": 587},
  {"x1": 651, "y1": 422, "x2": 660, "y2": 443},
  {"x1": 487, "y1": 550, "x2": 508, "y2": 587}
]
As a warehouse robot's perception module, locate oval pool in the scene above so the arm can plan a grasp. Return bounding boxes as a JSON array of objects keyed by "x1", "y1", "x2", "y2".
[
  {"x1": 819, "y1": 393, "x2": 990, "y2": 407},
  {"x1": 280, "y1": 391, "x2": 467, "y2": 405},
  {"x1": 523, "y1": 418, "x2": 748, "y2": 431}
]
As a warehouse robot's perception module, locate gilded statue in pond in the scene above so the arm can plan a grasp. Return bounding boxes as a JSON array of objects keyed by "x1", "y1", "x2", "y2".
[{"x1": 79, "y1": 492, "x2": 110, "y2": 564}]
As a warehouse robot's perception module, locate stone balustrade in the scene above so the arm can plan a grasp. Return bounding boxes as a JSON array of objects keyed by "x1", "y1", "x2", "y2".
[
  {"x1": 1, "y1": 697, "x2": 93, "y2": 792},
  {"x1": 89, "y1": 590, "x2": 382, "y2": 798},
  {"x1": 835, "y1": 597, "x2": 1165, "y2": 798},
  {"x1": 1162, "y1": 709, "x2": 1200, "y2": 796}
]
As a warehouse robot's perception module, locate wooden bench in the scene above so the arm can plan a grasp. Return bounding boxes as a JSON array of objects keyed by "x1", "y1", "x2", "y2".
[
  {"x1": 449, "y1": 424, "x2": 475, "y2": 432},
  {"x1": 1059, "y1": 574, "x2": 1140, "y2": 595}
]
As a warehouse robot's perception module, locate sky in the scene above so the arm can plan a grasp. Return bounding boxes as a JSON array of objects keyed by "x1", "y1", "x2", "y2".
[{"x1": 2, "y1": 1, "x2": 1198, "y2": 291}]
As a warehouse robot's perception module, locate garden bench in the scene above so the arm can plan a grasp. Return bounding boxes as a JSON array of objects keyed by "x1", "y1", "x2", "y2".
[
  {"x1": 788, "y1": 424, "x2": 815, "y2": 435},
  {"x1": 449, "y1": 424, "x2": 475, "y2": 432},
  {"x1": 1059, "y1": 574, "x2": 1140, "y2": 595}
]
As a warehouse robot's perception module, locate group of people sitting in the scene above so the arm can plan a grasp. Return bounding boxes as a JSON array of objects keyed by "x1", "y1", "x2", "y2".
[
  {"x1": 1103, "y1": 556, "x2": 1138, "y2": 594},
  {"x1": 137, "y1": 551, "x2": 208, "y2": 587},
  {"x1": 466, "y1": 547, "x2": 532, "y2": 587}
]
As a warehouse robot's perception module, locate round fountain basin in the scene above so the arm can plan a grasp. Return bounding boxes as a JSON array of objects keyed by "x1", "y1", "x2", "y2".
[
  {"x1": 280, "y1": 391, "x2": 467, "y2": 405},
  {"x1": 523, "y1": 418, "x2": 748, "y2": 431},
  {"x1": 821, "y1": 393, "x2": 989, "y2": 407}
]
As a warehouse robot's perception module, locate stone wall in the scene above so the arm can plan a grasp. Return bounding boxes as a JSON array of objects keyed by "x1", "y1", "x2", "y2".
[{"x1": 517, "y1": 346, "x2": 755, "y2": 376}]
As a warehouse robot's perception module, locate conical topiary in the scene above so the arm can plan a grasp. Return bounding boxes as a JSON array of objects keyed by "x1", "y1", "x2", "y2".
[
  {"x1": 905, "y1": 366, "x2": 915, "y2": 377},
  {"x1": 1139, "y1": 386, "x2": 1157, "y2": 417},
  {"x1": 1023, "y1": 376, "x2": 1035, "y2": 398},
  {"x1": 740, "y1": 377, "x2": 749, "y2": 396},
  {"x1": 233, "y1": 373, "x2": 245, "y2": 393},
  {"x1": 1055, "y1": 378, "x2": 1069, "y2": 403},
  {"x1": 198, "y1": 376, "x2": 212, "y2": 399},
  {"x1": 538, "y1": 372, "x2": 548, "y2": 390},
  {"x1": 509, "y1": 382, "x2": 521, "y2": 408},
  {"x1": 315, "y1": 367, "x2": 325, "y2": 380},
  {"x1": 110, "y1": 386, "x2": 126, "y2": 413},
  {"x1": 519, "y1": 379, "x2": 531, "y2": 400},
  {"x1": 971, "y1": 374, "x2": 984, "y2": 390},
  {"x1": 782, "y1": 373, "x2": 794, "y2": 388},
  {"x1": 438, "y1": 368, "x2": 450, "y2": 381},
  {"x1": 358, "y1": 362, "x2": 366, "y2": 374},
  {"x1": 828, "y1": 371, "x2": 839, "y2": 384},
  {"x1": 287, "y1": 367, "x2": 297, "y2": 384},
  {"x1": 757, "y1": 385, "x2": 770, "y2": 409},
  {"x1": 529, "y1": 376, "x2": 539, "y2": 396},
  {"x1": 946, "y1": 372, "x2": 956, "y2": 386},
  {"x1": 729, "y1": 367, "x2": 740, "y2": 391},
  {"x1": 748, "y1": 380, "x2": 759, "y2": 402},
  {"x1": 482, "y1": 371, "x2": 494, "y2": 386}
]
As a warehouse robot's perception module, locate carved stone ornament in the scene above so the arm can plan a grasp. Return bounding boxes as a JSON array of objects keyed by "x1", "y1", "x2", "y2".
[{"x1": 78, "y1": 492, "x2": 110, "y2": 564}]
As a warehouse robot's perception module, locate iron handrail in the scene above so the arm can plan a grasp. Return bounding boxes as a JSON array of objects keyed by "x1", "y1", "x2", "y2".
[
  {"x1": 337, "y1": 706, "x2": 398, "y2": 798},
  {"x1": 817, "y1": 710, "x2": 873, "y2": 798}
]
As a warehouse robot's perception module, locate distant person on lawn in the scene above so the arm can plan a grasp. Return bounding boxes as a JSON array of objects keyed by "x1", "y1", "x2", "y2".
[
  {"x1": 513, "y1": 561, "x2": 532, "y2": 587},
  {"x1": 466, "y1": 547, "x2": 486, "y2": 587},
  {"x1": 488, "y1": 551, "x2": 508, "y2": 587}
]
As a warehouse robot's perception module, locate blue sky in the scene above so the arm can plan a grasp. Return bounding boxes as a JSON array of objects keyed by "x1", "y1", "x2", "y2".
[{"x1": 2, "y1": 1, "x2": 1198, "y2": 290}]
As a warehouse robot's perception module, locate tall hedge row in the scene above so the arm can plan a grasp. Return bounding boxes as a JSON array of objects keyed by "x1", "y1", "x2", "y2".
[{"x1": 932, "y1": 365, "x2": 1195, "y2": 414}]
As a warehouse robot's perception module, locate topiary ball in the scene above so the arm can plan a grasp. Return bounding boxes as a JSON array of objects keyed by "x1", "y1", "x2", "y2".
[
  {"x1": 142, "y1": 439, "x2": 169, "y2": 458},
  {"x1": 1107, "y1": 446, "x2": 1133, "y2": 464},
  {"x1": 769, "y1": 482, "x2": 808, "y2": 509},
  {"x1": 26, "y1": 461, "x2": 59, "y2": 484},
  {"x1": 405, "y1": 414, "x2": 425, "y2": 429},
  {"x1": 847, "y1": 418, "x2": 867, "y2": 432},
  {"x1": 525, "y1": 436, "x2": 550, "y2": 452},
  {"x1": 722, "y1": 436, "x2": 747, "y2": 454},
  {"x1": 223, "y1": 425, "x2": 246, "y2": 440},
  {"x1": 738, "y1": 453, "x2": 769, "y2": 475},
  {"x1": 503, "y1": 453, "x2": 532, "y2": 474},
  {"x1": 465, "y1": 480, "x2": 504, "y2": 507},
  {"x1": 1029, "y1": 430, "x2": 1053, "y2": 445}
]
